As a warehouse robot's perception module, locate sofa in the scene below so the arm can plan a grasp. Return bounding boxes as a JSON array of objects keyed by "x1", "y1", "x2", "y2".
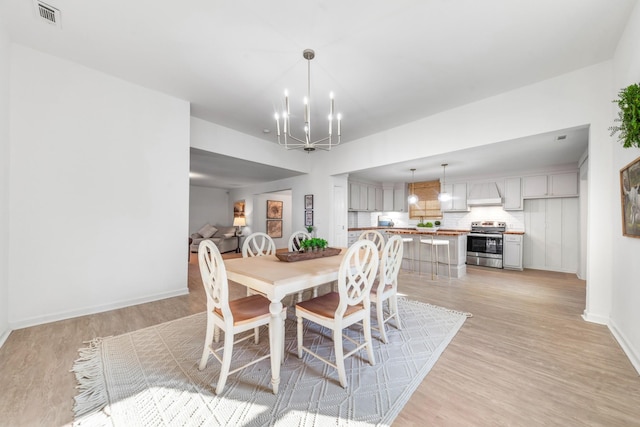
[{"x1": 190, "y1": 224, "x2": 239, "y2": 254}]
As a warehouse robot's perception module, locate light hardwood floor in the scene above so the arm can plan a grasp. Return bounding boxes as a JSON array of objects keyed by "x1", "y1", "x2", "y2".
[{"x1": 0, "y1": 255, "x2": 639, "y2": 426}]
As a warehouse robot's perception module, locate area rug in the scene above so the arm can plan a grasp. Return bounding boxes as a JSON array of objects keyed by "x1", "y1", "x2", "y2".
[{"x1": 72, "y1": 298, "x2": 469, "y2": 426}]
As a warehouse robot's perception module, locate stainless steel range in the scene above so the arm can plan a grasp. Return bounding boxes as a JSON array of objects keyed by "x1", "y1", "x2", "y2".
[{"x1": 466, "y1": 221, "x2": 506, "y2": 269}]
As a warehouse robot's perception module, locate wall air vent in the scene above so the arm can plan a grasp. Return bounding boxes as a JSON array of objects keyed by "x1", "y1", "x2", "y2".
[{"x1": 33, "y1": 1, "x2": 61, "y2": 28}]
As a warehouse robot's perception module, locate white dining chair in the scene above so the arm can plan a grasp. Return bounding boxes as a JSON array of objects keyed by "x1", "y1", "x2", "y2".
[
  {"x1": 242, "y1": 232, "x2": 277, "y2": 297},
  {"x1": 288, "y1": 230, "x2": 311, "y2": 252},
  {"x1": 371, "y1": 235, "x2": 404, "y2": 343},
  {"x1": 197, "y1": 240, "x2": 286, "y2": 395},
  {"x1": 288, "y1": 230, "x2": 315, "y2": 302},
  {"x1": 295, "y1": 239, "x2": 379, "y2": 388},
  {"x1": 358, "y1": 229, "x2": 385, "y2": 254},
  {"x1": 242, "y1": 232, "x2": 277, "y2": 258}
]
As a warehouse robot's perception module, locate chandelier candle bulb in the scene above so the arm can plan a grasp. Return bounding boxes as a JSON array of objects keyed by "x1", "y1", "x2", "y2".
[
  {"x1": 285, "y1": 90, "x2": 290, "y2": 114},
  {"x1": 330, "y1": 92, "x2": 334, "y2": 116}
]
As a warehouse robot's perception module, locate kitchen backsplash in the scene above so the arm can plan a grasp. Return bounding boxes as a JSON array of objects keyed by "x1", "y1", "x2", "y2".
[{"x1": 349, "y1": 207, "x2": 525, "y2": 232}]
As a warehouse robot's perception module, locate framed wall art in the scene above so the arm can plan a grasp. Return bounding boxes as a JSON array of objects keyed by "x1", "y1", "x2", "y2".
[
  {"x1": 305, "y1": 194, "x2": 314, "y2": 210},
  {"x1": 620, "y1": 155, "x2": 640, "y2": 238},
  {"x1": 233, "y1": 199, "x2": 245, "y2": 218},
  {"x1": 267, "y1": 200, "x2": 283, "y2": 219},
  {"x1": 266, "y1": 220, "x2": 283, "y2": 238},
  {"x1": 304, "y1": 210, "x2": 314, "y2": 227}
]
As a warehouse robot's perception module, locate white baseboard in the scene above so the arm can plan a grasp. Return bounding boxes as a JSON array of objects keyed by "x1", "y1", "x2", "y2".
[
  {"x1": 581, "y1": 310, "x2": 609, "y2": 325},
  {"x1": 0, "y1": 327, "x2": 11, "y2": 350},
  {"x1": 9, "y1": 287, "x2": 189, "y2": 330},
  {"x1": 609, "y1": 319, "x2": 640, "y2": 376}
]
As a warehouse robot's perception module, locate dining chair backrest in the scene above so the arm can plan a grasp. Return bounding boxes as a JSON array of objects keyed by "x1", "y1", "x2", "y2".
[
  {"x1": 242, "y1": 232, "x2": 276, "y2": 257},
  {"x1": 198, "y1": 240, "x2": 232, "y2": 321},
  {"x1": 379, "y1": 235, "x2": 404, "y2": 292},
  {"x1": 288, "y1": 230, "x2": 311, "y2": 252},
  {"x1": 336, "y1": 239, "x2": 379, "y2": 318},
  {"x1": 358, "y1": 230, "x2": 385, "y2": 254}
]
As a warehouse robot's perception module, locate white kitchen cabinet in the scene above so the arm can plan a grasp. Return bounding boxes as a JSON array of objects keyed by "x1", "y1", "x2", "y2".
[
  {"x1": 382, "y1": 188, "x2": 394, "y2": 211},
  {"x1": 375, "y1": 187, "x2": 383, "y2": 211},
  {"x1": 347, "y1": 231, "x2": 359, "y2": 246},
  {"x1": 523, "y1": 172, "x2": 578, "y2": 199},
  {"x1": 503, "y1": 234, "x2": 523, "y2": 270},
  {"x1": 549, "y1": 172, "x2": 578, "y2": 196},
  {"x1": 523, "y1": 175, "x2": 548, "y2": 198},
  {"x1": 393, "y1": 183, "x2": 407, "y2": 212},
  {"x1": 523, "y1": 198, "x2": 578, "y2": 273},
  {"x1": 349, "y1": 182, "x2": 361, "y2": 210},
  {"x1": 366, "y1": 186, "x2": 375, "y2": 211},
  {"x1": 440, "y1": 183, "x2": 468, "y2": 211},
  {"x1": 504, "y1": 177, "x2": 523, "y2": 210},
  {"x1": 360, "y1": 184, "x2": 369, "y2": 210}
]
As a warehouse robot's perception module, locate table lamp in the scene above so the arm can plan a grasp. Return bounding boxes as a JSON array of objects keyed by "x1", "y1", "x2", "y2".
[{"x1": 233, "y1": 216, "x2": 246, "y2": 236}]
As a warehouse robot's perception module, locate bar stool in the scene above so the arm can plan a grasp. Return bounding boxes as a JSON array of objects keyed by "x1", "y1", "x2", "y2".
[
  {"x1": 419, "y1": 236, "x2": 451, "y2": 280},
  {"x1": 402, "y1": 236, "x2": 415, "y2": 271}
]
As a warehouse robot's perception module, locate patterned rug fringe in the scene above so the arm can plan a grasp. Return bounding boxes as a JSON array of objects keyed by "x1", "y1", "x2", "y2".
[
  {"x1": 398, "y1": 296, "x2": 473, "y2": 318},
  {"x1": 71, "y1": 337, "x2": 110, "y2": 423}
]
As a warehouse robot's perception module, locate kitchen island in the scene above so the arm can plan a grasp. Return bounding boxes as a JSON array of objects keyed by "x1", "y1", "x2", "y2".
[{"x1": 385, "y1": 229, "x2": 469, "y2": 278}]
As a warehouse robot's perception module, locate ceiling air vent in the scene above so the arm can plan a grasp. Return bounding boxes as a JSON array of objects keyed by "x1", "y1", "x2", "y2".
[{"x1": 33, "y1": 1, "x2": 61, "y2": 28}]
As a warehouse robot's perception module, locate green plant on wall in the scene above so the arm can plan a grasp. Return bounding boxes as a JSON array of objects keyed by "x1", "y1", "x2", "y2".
[{"x1": 610, "y1": 83, "x2": 640, "y2": 148}]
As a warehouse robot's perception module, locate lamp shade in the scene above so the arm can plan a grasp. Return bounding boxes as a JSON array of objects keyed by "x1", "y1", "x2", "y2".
[{"x1": 233, "y1": 217, "x2": 246, "y2": 227}]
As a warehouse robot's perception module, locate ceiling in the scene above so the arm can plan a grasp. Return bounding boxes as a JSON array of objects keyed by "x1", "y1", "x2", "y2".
[{"x1": 3, "y1": 0, "x2": 635, "y2": 188}]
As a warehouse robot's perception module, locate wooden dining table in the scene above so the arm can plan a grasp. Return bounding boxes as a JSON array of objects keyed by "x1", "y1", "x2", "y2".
[{"x1": 224, "y1": 249, "x2": 346, "y2": 394}]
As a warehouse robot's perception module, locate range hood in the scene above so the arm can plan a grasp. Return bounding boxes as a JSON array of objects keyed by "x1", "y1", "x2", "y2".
[{"x1": 466, "y1": 182, "x2": 503, "y2": 206}]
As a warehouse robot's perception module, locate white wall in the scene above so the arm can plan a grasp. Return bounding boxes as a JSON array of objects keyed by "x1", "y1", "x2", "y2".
[
  {"x1": 189, "y1": 185, "x2": 230, "y2": 233},
  {"x1": 8, "y1": 45, "x2": 190, "y2": 328},
  {"x1": 0, "y1": 17, "x2": 10, "y2": 346},
  {"x1": 610, "y1": 0, "x2": 640, "y2": 374}
]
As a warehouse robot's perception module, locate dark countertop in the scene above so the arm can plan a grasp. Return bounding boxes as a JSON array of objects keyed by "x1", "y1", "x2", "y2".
[{"x1": 349, "y1": 227, "x2": 469, "y2": 236}]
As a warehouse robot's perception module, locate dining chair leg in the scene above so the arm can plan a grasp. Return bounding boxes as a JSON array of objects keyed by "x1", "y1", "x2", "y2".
[
  {"x1": 363, "y1": 315, "x2": 376, "y2": 366},
  {"x1": 390, "y1": 294, "x2": 402, "y2": 330},
  {"x1": 216, "y1": 332, "x2": 235, "y2": 395},
  {"x1": 254, "y1": 327, "x2": 260, "y2": 344},
  {"x1": 214, "y1": 324, "x2": 220, "y2": 343},
  {"x1": 296, "y1": 316, "x2": 304, "y2": 358},
  {"x1": 199, "y1": 320, "x2": 215, "y2": 371},
  {"x1": 334, "y1": 329, "x2": 347, "y2": 388},
  {"x1": 376, "y1": 300, "x2": 388, "y2": 344}
]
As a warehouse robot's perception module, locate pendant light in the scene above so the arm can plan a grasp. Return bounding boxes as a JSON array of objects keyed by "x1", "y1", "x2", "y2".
[
  {"x1": 438, "y1": 163, "x2": 451, "y2": 202},
  {"x1": 407, "y1": 168, "x2": 419, "y2": 205}
]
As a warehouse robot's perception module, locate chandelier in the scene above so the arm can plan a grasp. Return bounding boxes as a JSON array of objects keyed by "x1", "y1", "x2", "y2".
[{"x1": 274, "y1": 49, "x2": 341, "y2": 152}]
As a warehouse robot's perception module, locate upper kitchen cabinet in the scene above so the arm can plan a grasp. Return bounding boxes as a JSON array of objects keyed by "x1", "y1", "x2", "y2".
[
  {"x1": 503, "y1": 177, "x2": 523, "y2": 210},
  {"x1": 393, "y1": 183, "x2": 407, "y2": 212},
  {"x1": 440, "y1": 183, "x2": 468, "y2": 212},
  {"x1": 349, "y1": 182, "x2": 362, "y2": 210},
  {"x1": 348, "y1": 181, "x2": 384, "y2": 211},
  {"x1": 522, "y1": 171, "x2": 578, "y2": 199}
]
